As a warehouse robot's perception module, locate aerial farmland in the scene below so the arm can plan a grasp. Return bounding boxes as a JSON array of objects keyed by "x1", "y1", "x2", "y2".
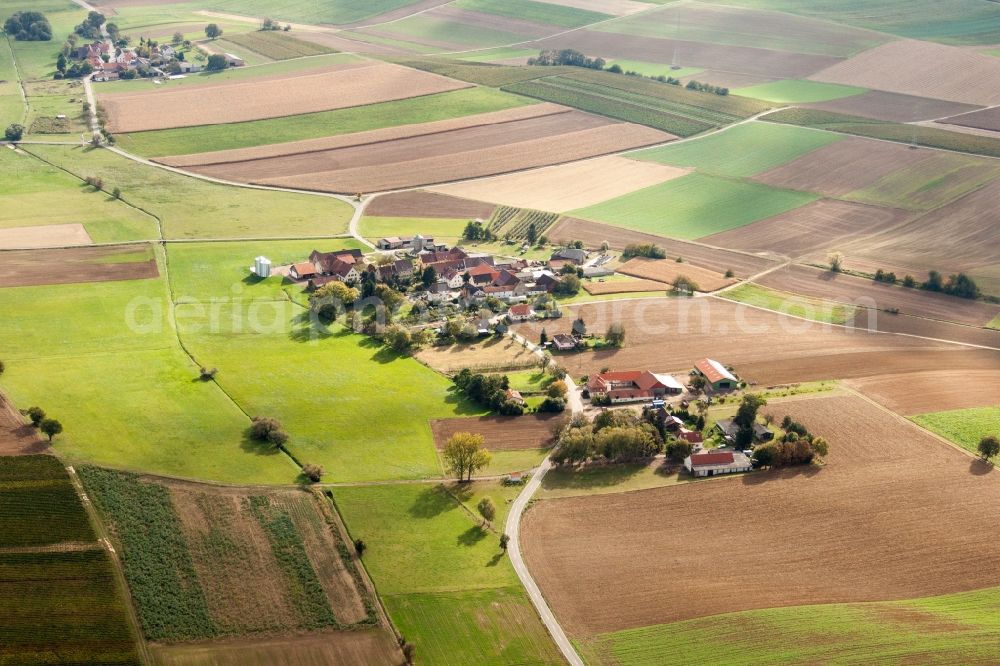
[{"x1": 1, "y1": 0, "x2": 998, "y2": 664}]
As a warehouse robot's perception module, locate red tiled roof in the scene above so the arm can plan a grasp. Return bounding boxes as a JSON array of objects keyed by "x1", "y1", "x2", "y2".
[
  {"x1": 695, "y1": 358, "x2": 735, "y2": 384},
  {"x1": 292, "y1": 261, "x2": 315, "y2": 277},
  {"x1": 690, "y1": 452, "x2": 734, "y2": 466},
  {"x1": 509, "y1": 304, "x2": 532, "y2": 316}
]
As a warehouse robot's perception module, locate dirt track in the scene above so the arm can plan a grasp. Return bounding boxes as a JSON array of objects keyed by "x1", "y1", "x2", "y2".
[
  {"x1": 0, "y1": 247, "x2": 159, "y2": 287},
  {"x1": 431, "y1": 414, "x2": 560, "y2": 452},
  {"x1": 514, "y1": 298, "x2": 1000, "y2": 385},
  {"x1": 847, "y1": 369, "x2": 1000, "y2": 415},
  {"x1": 548, "y1": 217, "x2": 778, "y2": 278},
  {"x1": 523, "y1": 394, "x2": 1000, "y2": 636},
  {"x1": 102, "y1": 61, "x2": 469, "y2": 133}
]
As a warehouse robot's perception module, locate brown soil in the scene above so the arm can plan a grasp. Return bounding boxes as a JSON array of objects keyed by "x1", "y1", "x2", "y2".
[
  {"x1": 0, "y1": 399, "x2": 48, "y2": 456},
  {"x1": 365, "y1": 190, "x2": 495, "y2": 219},
  {"x1": 804, "y1": 90, "x2": 982, "y2": 122},
  {"x1": 941, "y1": 106, "x2": 1000, "y2": 132},
  {"x1": 205, "y1": 119, "x2": 672, "y2": 194},
  {"x1": 292, "y1": 31, "x2": 411, "y2": 56},
  {"x1": 548, "y1": 217, "x2": 778, "y2": 278},
  {"x1": 703, "y1": 199, "x2": 910, "y2": 259},
  {"x1": 0, "y1": 246, "x2": 159, "y2": 287},
  {"x1": 522, "y1": 393, "x2": 1000, "y2": 636},
  {"x1": 0, "y1": 223, "x2": 92, "y2": 249},
  {"x1": 810, "y1": 40, "x2": 1000, "y2": 106},
  {"x1": 846, "y1": 370, "x2": 1000, "y2": 416},
  {"x1": 583, "y1": 279, "x2": 670, "y2": 295},
  {"x1": 432, "y1": 414, "x2": 560, "y2": 451},
  {"x1": 512, "y1": 297, "x2": 999, "y2": 385},
  {"x1": 755, "y1": 264, "x2": 1000, "y2": 327},
  {"x1": 101, "y1": 61, "x2": 469, "y2": 133},
  {"x1": 753, "y1": 137, "x2": 933, "y2": 197},
  {"x1": 416, "y1": 337, "x2": 538, "y2": 374},
  {"x1": 149, "y1": 628, "x2": 402, "y2": 665},
  {"x1": 541, "y1": 0, "x2": 652, "y2": 16},
  {"x1": 618, "y1": 257, "x2": 736, "y2": 292},
  {"x1": 529, "y1": 30, "x2": 842, "y2": 78}
]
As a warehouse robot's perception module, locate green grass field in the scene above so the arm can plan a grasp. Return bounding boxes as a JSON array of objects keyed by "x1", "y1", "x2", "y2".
[
  {"x1": 166, "y1": 239, "x2": 362, "y2": 303},
  {"x1": 25, "y1": 145, "x2": 353, "y2": 239},
  {"x1": 334, "y1": 484, "x2": 561, "y2": 664},
  {"x1": 734, "y1": 79, "x2": 867, "y2": 104},
  {"x1": 394, "y1": 58, "x2": 576, "y2": 87},
  {"x1": 6, "y1": 3, "x2": 87, "y2": 81},
  {"x1": 458, "y1": 47, "x2": 539, "y2": 63},
  {"x1": 569, "y1": 172, "x2": 816, "y2": 239},
  {"x1": 539, "y1": 460, "x2": 698, "y2": 499},
  {"x1": 354, "y1": 14, "x2": 532, "y2": 51},
  {"x1": 912, "y1": 407, "x2": 1000, "y2": 455},
  {"x1": 359, "y1": 216, "x2": 469, "y2": 243},
  {"x1": 0, "y1": 147, "x2": 157, "y2": 242},
  {"x1": 721, "y1": 283, "x2": 858, "y2": 325},
  {"x1": 630, "y1": 121, "x2": 843, "y2": 177},
  {"x1": 176, "y1": 301, "x2": 483, "y2": 482},
  {"x1": 117, "y1": 87, "x2": 531, "y2": 156},
  {"x1": 454, "y1": 0, "x2": 613, "y2": 28},
  {"x1": 576, "y1": 584, "x2": 1000, "y2": 665},
  {"x1": 711, "y1": 0, "x2": 1000, "y2": 45},
  {"x1": 594, "y1": 3, "x2": 888, "y2": 56},
  {"x1": 0, "y1": 35, "x2": 25, "y2": 128},
  {"x1": 180, "y1": 0, "x2": 433, "y2": 25},
  {"x1": 605, "y1": 60, "x2": 701, "y2": 79},
  {"x1": 844, "y1": 152, "x2": 1000, "y2": 211}
]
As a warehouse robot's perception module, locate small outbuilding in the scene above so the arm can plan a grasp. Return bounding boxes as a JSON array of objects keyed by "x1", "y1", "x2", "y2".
[
  {"x1": 694, "y1": 358, "x2": 738, "y2": 391},
  {"x1": 684, "y1": 451, "x2": 752, "y2": 477}
]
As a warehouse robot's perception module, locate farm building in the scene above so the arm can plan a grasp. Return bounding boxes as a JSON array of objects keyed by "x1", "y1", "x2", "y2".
[
  {"x1": 694, "y1": 358, "x2": 739, "y2": 391},
  {"x1": 289, "y1": 261, "x2": 316, "y2": 280},
  {"x1": 551, "y1": 248, "x2": 588, "y2": 264},
  {"x1": 506, "y1": 389, "x2": 526, "y2": 406},
  {"x1": 551, "y1": 334, "x2": 578, "y2": 351},
  {"x1": 224, "y1": 53, "x2": 245, "y2": 67},
  {"x1": 377, "y1": 235, "x2": 446, "y2": 253},
  {"x1": 588, "y1": 371, "x2": 684, "y2": 403},
  {"x1": 252, "y1": 256, "x2": 271, "y2": 278},
  {"x1": 684, "y1": 451, "x2": 752, "y2": 477},
  {"x1": 715, "y1": 419, "x2": 774, "y2": 444},
  {"x1": 508, "y1": 303, "x2": 535, "y2": 322}
]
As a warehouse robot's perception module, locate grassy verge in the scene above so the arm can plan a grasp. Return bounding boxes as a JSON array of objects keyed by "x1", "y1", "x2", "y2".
[
  {"x1": 911, "y1": 407, "x2": 1000, "y2": 455},
  {"x1": 720, "y1": 283, "x2": 857, "y2": 325}
]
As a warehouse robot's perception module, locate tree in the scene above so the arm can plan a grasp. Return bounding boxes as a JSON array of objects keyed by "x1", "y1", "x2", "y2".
[
  {"x1": 0, "y1": 360, "x2": 4, "y2": 377},
  {"x1": 420, "y1": 265, "x2": 436, "y2": 288},
  {"x1": 922, "y1": 270, "x2": 943, "y2": 292},
  {"x1": 301, "y1": 463, "x2": 323, "y2": 482},
  {"x1": 205, "y1": 23, "x2": 222, "y2": 39},
  {"x1": 40, "y1": 418, "x2": 62, "y2": 441},
  {"x1": 666, "y1": 439, "x2": 693, "y2": 463},
  {"x1": 828, "y1": 252, "x2": 843, "y2": 272},
  {"x1": 383, "y1": 323, "x2": 413, "y2": 353},
  {"x1": 354, "y1": 538, "x2": 366, "y2": 557},
  {"x1": 978, "y1": 435, "x2": 999, "y2": 461},
  {"x1": 206, "y1": 53, "x2": 227, "y2": 70},
  {"x1": 477, "y1": 497, "x2": 496, "y2": 527},
  {"x1": 539, "y1": 328, "x2": 548, "y2": 345},
  {"x1": 172, "y1": 31, "x2": 183, "y2": 44},
  {"x1": 499, "y1": 533, "x2": 510, "y2": 551},
  {"x1": 605, "y1": 323, "x2": 626, "y2": 348},
  {"x1": 944, "y1": 273, "x2": 979, "y2": 299},
  {"x1": 752, "y1": 445, "x2": 775, "y2": 468},
  {"x1": 4, "y1": 124, "x2": 24, "y2": 142},
  {"x1": 526, "y1": 222, "x2": 537, "y2": 245},
  {"x1": 554, "y1": 274, "x2": 581, "y2": 296},
  {"x1": 56, "y1": 52, "x2": 66, "y2": 73},
  {"x1": 112, "y1": 187, "x2": 122, "y2": 199},
  {"x1": 5, "y1": 11, "x2": 52, "y2": 41},
  {"x1": 261, "y1": 17, "x2": 277, "y2": 30},
  {"x1": 733, "y1": 393, "x2": 767, "y2": 448},
  {"x1": 442, "y1": 432, "x2": 491, "y2": 481},
  {"x1": 811, "y1": 436, "x2": 829, "y2": 460},
  {"x1": 26, "y1": 406, "x2": 45, "y2": 427},
  {"x1": 249, "y1": 416, "x2": 288, "y2": 447}
]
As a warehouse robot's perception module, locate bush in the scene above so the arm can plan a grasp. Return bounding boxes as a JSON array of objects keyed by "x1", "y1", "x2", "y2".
[
  {"x1": 538, "y1": 397, "x2": 566, "y2": 413},
  {"x1": 249, "y1": 416, "x2": 288, "y2": 447},
  {"x1": 4, "y1": 123, "x2": 25, "y2": 142},
  {"x1": 4, "y1": 11, "x2": 52, "y2": 41},
  {"x1": 206, "y1": 53, "x2": 227, "y2": 71},
  {"x1": 354, "y1": 538, "x2": 366, "y2": 557},
  {"x1": 301, "y1": 464, "x2": 323, "y2": 483},
  {"x1": 26, "y1": 406, "x2": 46, "y2": 427},
  {"x1": 622, "y1": 243, "x2": 666, "y2": 259}
]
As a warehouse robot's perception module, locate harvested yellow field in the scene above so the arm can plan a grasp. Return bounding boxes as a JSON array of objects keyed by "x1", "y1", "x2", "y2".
[
  {"x1": 810, "y1": 40, "x2": 1000, "y2": 106},
  {"x1": 429, "y1": 155, "x2": 688, "y2": 212},
  {"x1": 0, "y1": 223, "x2": 92, "y2": 249},
  {"x1": 101, "y1": 61, "x2": 470, "y2": 133},
  {"x1": 540, "y1": 0, "x2": 654, "y2": 16},
  {"x1": 618, "y1": 257, "x2": 737, "y2": 292},
  {"x1": 583, "y1": 278, "x2": 670, "y2": 295}
]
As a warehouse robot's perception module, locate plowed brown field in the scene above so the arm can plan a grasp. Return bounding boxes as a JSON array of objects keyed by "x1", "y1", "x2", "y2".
[
  {"x1": 847, "y1": 370, "x2": 1000, "y2": 415},
  {"x1": 942, "y1": 106, "x2": 1000, "y2": 132},
  {"x1": 756, "y1": 264, "x2": 1000, "y2": 327},
  {"x1": 703, "y1": 199, "x2": 909, "y2": 258},
  {"x1": 548, "y1": 217, "x2": 777, "y2": 278},
  {"x1": 583, "y1": 279, "x2": 669, "y2": 295},
  {"x1": 151, "y1": 630, "x2": 403, "y2": 666},
  {"x1": 522, "y1": 394, "x2": 1000, "y2": 636},
  {"x1": 431, "y1": 414, "x2": 560, "y2": 451},
  {"x1": 0, "y1": 246, "x2": 158, "y2": 287},
  {"x1": 804, "y1": 90, "x2": 981, "y2": 122},
  {"x1": 618, "y1": 257, "x2": 735, "y2": 292},
  {"x1": 187, "y1": 116, "x2": 672, "y2": 194},
  {"x1": 810, "y1": 40, "x2": 1000, "y2": 106},
  {"x1": 101, "y1": 61, "x2": 469, "y2": 132},
  {"x1": 513, "y1": 297, "x2": 999, "y2": 385},
  {"x1": 365, "y1": 190, "x2": 495, "y2": 219}
]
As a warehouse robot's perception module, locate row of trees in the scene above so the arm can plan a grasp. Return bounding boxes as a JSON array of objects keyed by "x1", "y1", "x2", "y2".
[
  {"x1": 4, "y1": 11, "x2": 51, "y2": 41},
  {"x1": 685, "y1": 80, "x2": 730, "y2": 96},
  {"x1": 462, "y1": 220, "x2": 496, "y2": 242},
  {"x1": 528, "y1": 48, "x2": 605, "y2": 69},
  {"x1": 622, "y1": 243, "x2": 666, "y2": 259},
  {"x1": 74, "y1": 11, "x2": 105, "y2": 40},
  {"x1": 752, "y1": 414, "x2": 829, "y2": 468},
  {"x1": 21, "y1": 406, "x2": 62, "y2": 441},
  {"x1": 551, "y1": 410, "x2": 663, "y2": 464}
]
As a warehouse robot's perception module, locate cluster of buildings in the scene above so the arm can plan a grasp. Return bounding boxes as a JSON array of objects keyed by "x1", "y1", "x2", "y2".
[
  {"x1": 288, "y1": 249, "x2": 366, "y2": 288},
  {"x1": 81, "y1": 39, "x2": 245, "y2": 82}
]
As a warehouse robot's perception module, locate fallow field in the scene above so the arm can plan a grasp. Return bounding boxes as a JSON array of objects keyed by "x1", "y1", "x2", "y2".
[{"x1": 525, "y1": 394, "x2": 1000, "y2": 663}]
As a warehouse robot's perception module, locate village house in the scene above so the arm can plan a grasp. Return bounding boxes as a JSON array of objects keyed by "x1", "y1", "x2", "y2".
[
  {"x1": 507, "y1": 303, "x2": 535, "y2": 322},
  {"x1": 587, "y1": 371, "x2": 684, "y2": 403},
  {"x1": 715, "y1": 419, "x2": 774, "y2": 444},
  {"x1": 505, "y1": 389, "x2": 526, "y2": 406},
  {"x1": 224, "y1": 53, "x2": 246, "y2": 67},
  {"x1": 425, "y1": 281, "x2": 453, "y2": 303},
  {"x1": 551, "y1": 333, "x2": 578, "y2": 351},
  {"x1": 684, "y1": 451, "x2": 753, "y2": 477},
  {"x1": 694, "y1": 357, "x2": 739, "y2": 391},
  {"x1": 290, "y1": 249, "x2": 364, "y2": 283}
]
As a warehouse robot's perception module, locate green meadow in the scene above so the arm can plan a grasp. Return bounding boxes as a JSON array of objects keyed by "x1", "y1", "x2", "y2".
[
  {"x1": 570, "y1": 172, "x2": 816, "y2": 239},
  {"x1": 734, "y1": 79, "x2": 867, "y2": 104},
  {"x1": 117, "y1": 87, "x2": 531, "y2": 156},
  {"x1": 605, "y1": 60, "x2": 701, "y2": 78},
  {"x1": 180, "y1": 0, "x2": 431, "y2": 25},
  {"x1": 25, "y1": 145, "x2": 353, "y2": 239},
  {"x1": 912, "y1": 407, "x2": 1000, "y2": 455},
  {"x1": 576, "y1": 585, "x2": 1000, "y2": 665},
  {"x1": 0, "y1": 148, "x2": 157, "y2": 242},
  {"x1": 334, "y1": 484, "x2": 561, "y2": 664},
  {"x1": 354, "y1": 14, "x2": 530, "y2": 51},
  {"x1": 1, "y1": 36, "x2": 25, "y2": 128},
  {"x1": 5, "y1": 1, "x2": 86, "y2": 80},
  {"x1": 721, "y1": 283, "x2": 858, "y2": 325},
  {"x1": 631, "y1": 121, "x2": 843, "y2": 177},
  {"x1": 454, "y1": 0, "x2": 613, "y2": 28}
]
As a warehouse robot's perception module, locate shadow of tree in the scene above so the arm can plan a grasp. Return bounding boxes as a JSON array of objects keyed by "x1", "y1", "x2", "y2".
[
  {"x1": 741, "y1": 464, "x2": 822, "y2": 485},
  {"x1": 239, "y1": 430, "x2": 283, "y2": 457},
  {"x1": 457, "y1": 525, "x2": 488, "y2": 547},
  {"x1": 487, "y1": 551, "x2": 504, "y2": 567},
  {"x1": 408, "y1": 484, "x2": 452, "y2": 519},
  {"x1": 970, "y1": 458, "x2": 994, "y2": 475},
  {"x1": 541, "y1": 461, "x2": 647, "y2": 492}
]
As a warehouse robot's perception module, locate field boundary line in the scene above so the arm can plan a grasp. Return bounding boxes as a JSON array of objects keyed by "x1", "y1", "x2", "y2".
[
  {"x1": 4, "y1": 34, "x2": 27, "y2": 126},
  {"x1": 65, "y1": 464, "x2": 153, "y2": 665}
]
